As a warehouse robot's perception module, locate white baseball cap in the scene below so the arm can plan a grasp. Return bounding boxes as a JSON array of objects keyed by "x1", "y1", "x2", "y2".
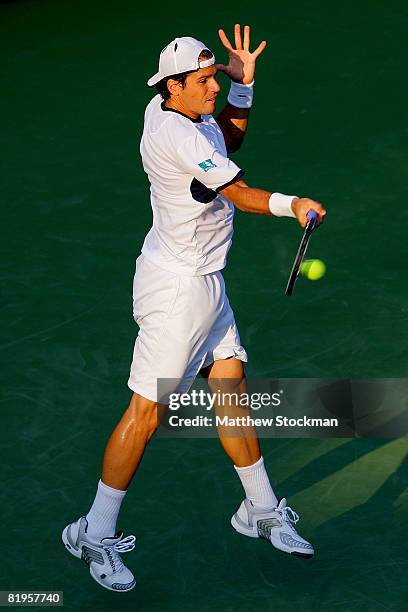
[{"x1": 147, "y1": 36, "x2": 215, "y2": 87}]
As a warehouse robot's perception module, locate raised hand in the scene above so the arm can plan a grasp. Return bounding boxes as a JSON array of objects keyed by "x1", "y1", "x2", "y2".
[{"x1": 215, "y1": 24, "x2": 267, "y2": 84}]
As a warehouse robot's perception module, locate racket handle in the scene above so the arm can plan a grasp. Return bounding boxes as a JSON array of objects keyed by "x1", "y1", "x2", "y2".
[{"x1": 306, "y1": 209, "x2": 319, "y2": 222}]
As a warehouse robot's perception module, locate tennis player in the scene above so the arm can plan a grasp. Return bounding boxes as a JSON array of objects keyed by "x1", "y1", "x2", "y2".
[{"x1": 62, "y1": 25, "x2": 326, "y2": 591}]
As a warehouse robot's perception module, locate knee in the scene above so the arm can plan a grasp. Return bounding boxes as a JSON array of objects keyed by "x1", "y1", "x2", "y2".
[
  {"x1": 207, "y1": 373, "x2": 246, "y2": 396},
  {"x1": 125, "y1": 393, "x2": 160, "y2": 439},
  {"x1": 204, "y1": 357, "x2": 246, "y2": 392}
]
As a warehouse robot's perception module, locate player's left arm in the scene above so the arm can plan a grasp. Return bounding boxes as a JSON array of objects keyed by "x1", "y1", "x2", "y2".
[
  {"x1": 215, "y1": 25, "x2": 266, "y2": 154},
  {"x1": 216, "y1": 104, "x2": 249, "y2": 154}
]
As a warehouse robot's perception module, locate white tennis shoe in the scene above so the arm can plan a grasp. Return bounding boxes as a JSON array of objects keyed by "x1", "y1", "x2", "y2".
[
  {"x1": 231, "y1": 498, "x2": 314, "y2": 558},
  {"x1": 62, "y1": 517, "x2": 136, "y2": 591}
]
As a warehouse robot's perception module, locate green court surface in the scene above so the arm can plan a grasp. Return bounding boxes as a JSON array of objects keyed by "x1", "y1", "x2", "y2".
[{"x1": 1, "y1": 0, "x2": 407, "y2": 610}]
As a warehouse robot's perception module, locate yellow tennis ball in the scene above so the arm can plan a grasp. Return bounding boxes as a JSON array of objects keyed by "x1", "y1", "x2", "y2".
[{"x1": 300, "y1": 259, "x2": 326, "y2": 280}]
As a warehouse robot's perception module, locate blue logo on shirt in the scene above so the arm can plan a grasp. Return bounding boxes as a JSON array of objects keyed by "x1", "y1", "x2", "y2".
[{"x1": 198, "y1": 159, "x2": 217, "y2": 172}]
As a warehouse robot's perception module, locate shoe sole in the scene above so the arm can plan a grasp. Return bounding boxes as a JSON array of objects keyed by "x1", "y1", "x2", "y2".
[
  {"x1": 62, "y1": 526, "x2": 136, "y2": 592},
  {"x1": 62, "y1": 526, "x2": 82, "y2": 559},
  {"x1": 231, "y1": 514, "x2": 258, "y2": 538},
  {"x1": 231, "y1": 514, "x2": 314, "y2": 559}
]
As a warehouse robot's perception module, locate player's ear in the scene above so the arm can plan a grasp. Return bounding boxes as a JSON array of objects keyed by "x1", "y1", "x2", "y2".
[{"x1": 167, "y1": 79, "x2": 182, "y2": 97}]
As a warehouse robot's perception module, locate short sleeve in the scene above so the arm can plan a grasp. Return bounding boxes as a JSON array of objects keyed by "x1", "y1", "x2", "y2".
[{"x1": 175, "y1": 131, "x2": 244, "y2": 193}]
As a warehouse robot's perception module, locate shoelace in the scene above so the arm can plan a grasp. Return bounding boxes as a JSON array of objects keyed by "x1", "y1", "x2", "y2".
[
  {"x1": 104, "y1": 535, "x2": 136, "y2": 573},
  {"x1": 276, "y1": 506, "x2": 299, "y2": 532}
]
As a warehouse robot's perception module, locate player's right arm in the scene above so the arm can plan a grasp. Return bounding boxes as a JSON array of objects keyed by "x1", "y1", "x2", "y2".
[{"x1": 220, "y1": 179, "x2": 326, "y2": 228}]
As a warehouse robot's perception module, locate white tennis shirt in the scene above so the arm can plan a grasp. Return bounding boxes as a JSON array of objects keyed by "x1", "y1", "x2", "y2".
[{"x1": 140, "y1": 94, "x2": 244, "y2": 276}]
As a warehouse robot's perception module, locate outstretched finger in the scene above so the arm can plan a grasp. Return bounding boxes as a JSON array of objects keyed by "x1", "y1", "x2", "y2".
[
  {"x1": 218, "y1": 28, "x2": 233, "y2": 50},
  {"x1": 243, "y1": 25, "x2": 250, "y2": 51},
  {"x1": 234, "y1": 23, "x2": 243, "y2": 50},
  {"x1": 252, "y1": 40, "x2": 267, "y2": 59},
  {"x1": 214, "y1": 63, "x2": 229, "y2": 73}
]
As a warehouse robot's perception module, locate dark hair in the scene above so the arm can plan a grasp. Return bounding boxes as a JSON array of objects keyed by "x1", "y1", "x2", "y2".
[{"x1": 155, "y1": 49, "x2": 214, "y2": 101}]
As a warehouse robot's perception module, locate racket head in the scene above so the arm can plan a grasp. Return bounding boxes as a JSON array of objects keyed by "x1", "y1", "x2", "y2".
[{"x1": 285, "y1": 209, "x2": 319, "y2": 296}]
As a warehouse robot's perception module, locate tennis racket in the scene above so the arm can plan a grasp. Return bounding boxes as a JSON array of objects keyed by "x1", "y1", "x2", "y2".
[{"x1": 285, "y1": 210, "x2": 319, "y2": 296}]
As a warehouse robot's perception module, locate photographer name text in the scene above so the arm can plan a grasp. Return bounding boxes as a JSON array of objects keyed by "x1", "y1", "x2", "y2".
[{"x1": 168, "y1": 415, "x2": 339, "y2": 428}]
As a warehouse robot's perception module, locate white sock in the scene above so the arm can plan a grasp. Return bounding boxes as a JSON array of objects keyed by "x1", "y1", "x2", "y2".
[
  {"x1": 85, "y1": 479, "x2": 127, "y2": 541},
  {"x1": 234, "y1": 456, "x2": 278, "y2": 510}
]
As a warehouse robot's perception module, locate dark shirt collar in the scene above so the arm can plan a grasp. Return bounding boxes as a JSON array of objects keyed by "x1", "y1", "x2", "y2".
[{"x1": 161, "y1": 101, "x2": 202, "y2": 123}]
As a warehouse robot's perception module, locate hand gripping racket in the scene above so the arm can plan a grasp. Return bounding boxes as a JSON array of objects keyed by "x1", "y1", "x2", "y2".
[{"x1": 285, "y1": 210, "x2": 319, "y2": 296}]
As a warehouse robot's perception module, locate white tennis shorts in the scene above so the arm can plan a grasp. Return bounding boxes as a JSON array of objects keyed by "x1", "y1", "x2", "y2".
[{"x1": 127, "y1": 255, "x2": 247, "y2": 402}]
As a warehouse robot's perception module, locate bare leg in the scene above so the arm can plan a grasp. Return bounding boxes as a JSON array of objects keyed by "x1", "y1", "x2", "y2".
[
  {"x1": 202, "y1": 358, "x2": 261, "y2": 467},
  {"x1": 101, "y1": 392, "x2": 161, "y2": 490}
]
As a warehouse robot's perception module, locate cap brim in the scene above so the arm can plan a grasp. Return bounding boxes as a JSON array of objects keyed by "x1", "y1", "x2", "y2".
[{"x1": 147, "y1": 72, "x2": 162, "y2": 87}]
